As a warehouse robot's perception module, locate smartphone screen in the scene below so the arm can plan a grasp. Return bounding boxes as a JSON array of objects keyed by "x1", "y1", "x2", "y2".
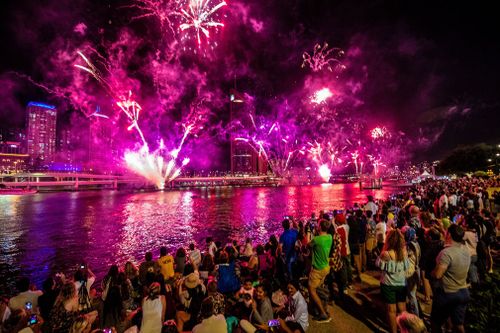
[
  {"x1": 28, "y1": 314, "x2": 37, "y2": 326},
  {"x1": 268, "y1": 319, "x2": 280, "y2": 327}
]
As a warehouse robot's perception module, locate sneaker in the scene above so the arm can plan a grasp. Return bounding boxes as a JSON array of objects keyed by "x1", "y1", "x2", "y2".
[{"x1": 314, "y1": 314, "x2": 332, "y2": 323}]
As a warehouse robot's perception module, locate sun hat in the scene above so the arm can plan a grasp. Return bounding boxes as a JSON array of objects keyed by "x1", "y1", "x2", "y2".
[{"x1": 184, "y1": 272, "x2": 201, "y2": 289}]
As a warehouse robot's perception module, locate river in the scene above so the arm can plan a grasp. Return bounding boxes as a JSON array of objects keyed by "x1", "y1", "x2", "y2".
[{"x1": 0, "y1": 183, "x2": 394, "y2": 295}]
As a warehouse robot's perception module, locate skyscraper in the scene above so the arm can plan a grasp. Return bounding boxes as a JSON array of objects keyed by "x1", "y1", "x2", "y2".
[
  {"x1": 229, "y1": 89, "x2": 268, "y2": 174},
  {"x1": 26, "y1": 102, "x2": 57, "y2": 166}
]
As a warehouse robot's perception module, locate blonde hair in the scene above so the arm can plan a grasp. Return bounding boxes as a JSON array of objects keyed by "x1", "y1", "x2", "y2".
[
  {"x1": 383, "y1": 229, "x2": 406, "y2": 261},
  {"x1": 70, "y1": 317, "x2": 90, "y2": 333},
  {"x1": 397, "y1": 311, "x2": 427, "y2": 333}
]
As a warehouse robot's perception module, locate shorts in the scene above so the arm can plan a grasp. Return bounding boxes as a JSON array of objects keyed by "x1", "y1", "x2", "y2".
[
  {"x1": 380, "y1": 284, "x2": 407, "y2": 304},
  {"x1": 350, "y1": 243, "x2": 360, "y2": 255},
  {"x1": 431, "y1": 288, "x2": 470, "y2": 326},
  {"x1": 309, "y1": 266, "x2": 330, "y2": 289}
]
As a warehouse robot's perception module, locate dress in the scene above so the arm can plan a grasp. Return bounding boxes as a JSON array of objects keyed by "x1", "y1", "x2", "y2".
[{"x1": 141, "y1": 297, "x2": 162, "y2": 333}]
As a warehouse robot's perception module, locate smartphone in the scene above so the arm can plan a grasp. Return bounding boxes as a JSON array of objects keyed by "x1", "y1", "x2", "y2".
[
  {"x1": 102, "y1": 329, "x2": 112, "y2": 333},
  {"x1": 25, "y1": 302, "x2": 32, "y2": 311},
  {"x1": 268, "y1": 319, "x2": 280, "y2": 327},
  {"x1": 28, "y1": 314, "x2": 37, "y2": 326},
  {"x1": 80, "y1": 264, "x2": 86, "y2": 269}
]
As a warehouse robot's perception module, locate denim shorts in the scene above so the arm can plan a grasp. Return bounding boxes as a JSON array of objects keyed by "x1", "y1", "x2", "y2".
[{"x1": 431, "y1": 288, "x2": 470, "y2": 326}]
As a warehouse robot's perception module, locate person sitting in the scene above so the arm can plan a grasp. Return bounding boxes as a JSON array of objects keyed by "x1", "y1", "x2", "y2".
[
  {"x1": 188, "y1": 243, "x2": 202, "y2": 269},
  {"x1": 192, "y1": 298, "x2": 227, "y2": 333},
  {"x1": 38, "y1": 277, "x2": 59, "y2": 321},
  {"x1": 235, "y1": 279, "x2": 254, "y2": 309},
  {"x1": 139, "y1": 252, "x2": 157, "y2": 286},
  {"x1": 240, "y1": 283, "x2": 274, "y2": 333},
  {"x1": 176, "y1": 272, "x2": 206, "y2": 332},
  {"x1": 8, "y1": 277, "x2": 43, "y2": 312},
  {"x1": 157, "y1": 246, "x2": 175, "y2": 282},
  {"x1": 279, "y1": 281, "x2": 308, "y2": 333},
  {"x1": 216, "y1": 252, "x2": 240, "y2": 295},
  {"x1": 204, "y1": 280, "x2": 225, "y2": 318},
  {"x1": 49, "y1": 282, "x2": 97, "y2": 333},
  {"x1": 141, "y1": 282, "x2": 166, "y2": 333}
]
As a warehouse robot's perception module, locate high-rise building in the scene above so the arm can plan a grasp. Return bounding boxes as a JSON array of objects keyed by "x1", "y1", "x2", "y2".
[
  {"x1": 229, "y1": 89, "x2": 268, "y2": 174},
  {"x1": 26, "y1": 102, "x2": 57, "y2": 166}
]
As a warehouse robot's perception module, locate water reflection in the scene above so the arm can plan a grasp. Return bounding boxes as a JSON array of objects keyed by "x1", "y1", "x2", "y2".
[{"x1": 0, "y1": 184, "x2": 393, "y2": 295}]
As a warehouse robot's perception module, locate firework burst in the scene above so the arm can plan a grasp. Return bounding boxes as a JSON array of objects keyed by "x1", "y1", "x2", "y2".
[
  {"x1": 74, "y1": 51, "x2": 194, "y2": 189},
  {"x1": 310, "y1": 87, "x2": 334, "y2": 104},
  {"x1": 370, "y1": 126, "x2": 389, "y2": 140},
  {"x1": 302, "y1": 42, "x2": 346, "y2": 73},
  {"x1": 179, "y1": 0, "x2": 227, "y2": 46}
]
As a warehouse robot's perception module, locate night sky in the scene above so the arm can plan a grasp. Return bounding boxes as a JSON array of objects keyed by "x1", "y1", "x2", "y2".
[{"x1": 0, "y1": 0, "x2": 499, "y2": 161}]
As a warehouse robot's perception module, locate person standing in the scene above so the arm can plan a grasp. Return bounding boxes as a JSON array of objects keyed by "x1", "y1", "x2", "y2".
[
  {"x1": 364, "y1": 195, "x2": 379, "y2": 216},
  {"x1": 376, "y1": 229, "x2": 409, "y2": 333},
  {"x1": 279, "y1": 219, "x2": 299, "y2": 280},
  {"x1": 431, "y1": 224, "x2": 471, "y2": 333},
  {"x1": 308, "y1": 219, "x2": 333, "y2": 322}
]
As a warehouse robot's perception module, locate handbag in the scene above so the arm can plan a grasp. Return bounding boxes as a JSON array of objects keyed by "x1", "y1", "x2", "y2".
[{"x1": 329, "y1": 232, "x2": 343, "y2": 272}]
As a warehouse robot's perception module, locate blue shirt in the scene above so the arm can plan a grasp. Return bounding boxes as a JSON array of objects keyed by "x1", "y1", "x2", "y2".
[{"x1": 280, "y1": 229, "x2": 298, "y2": 259}]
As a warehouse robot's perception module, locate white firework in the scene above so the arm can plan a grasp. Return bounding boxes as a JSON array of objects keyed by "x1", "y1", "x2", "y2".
[{"x1": 179, "y1": 0, "x2": 227, "y2": 45}]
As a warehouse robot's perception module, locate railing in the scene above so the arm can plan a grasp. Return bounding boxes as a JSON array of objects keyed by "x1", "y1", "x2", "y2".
[{"x1": 0, "y1": 173, "x2": 281, "y2": 190}]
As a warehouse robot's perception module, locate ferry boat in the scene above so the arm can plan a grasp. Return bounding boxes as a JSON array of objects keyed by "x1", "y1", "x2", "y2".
[{"x1": 0, "y1": 185, "x2": 37, "y2": 195}]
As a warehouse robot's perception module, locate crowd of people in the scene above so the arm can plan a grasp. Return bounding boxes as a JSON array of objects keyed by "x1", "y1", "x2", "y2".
[{"x1": 0, "y1": 176, "x2": 499, "y2": 333}]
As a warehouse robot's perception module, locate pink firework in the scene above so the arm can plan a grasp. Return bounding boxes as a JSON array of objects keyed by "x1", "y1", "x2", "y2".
[
  {"x1": 370, "y1": 126, "x2": 388, "y2": 140},
  {"x1": 367, "y1": 154, "x2": 385, "y2": 176},
  {"x1": 74, "y1": 51, "x2": 193, "y2": 189},
  {"x1": 318, "y1": 164, "x2": 332, "y2": 183},
  {"x1": 129, "y1": 0, "x2": 178, "y2": 36},
  {"x1": 310, "y1": 87, "x2": 333, "y2": 104},
  {"x1": 302, "y1": 42, "x2": 346, "y2": 72},
  {"x1": 179, "y1": 0, "x2": 227, "y2": 45}
]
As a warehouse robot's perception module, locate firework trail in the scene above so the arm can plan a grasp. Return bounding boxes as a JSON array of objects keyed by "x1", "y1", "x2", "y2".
[
  {"x1": 367, "y1": 154, "x2": 385, "y2": 176},
  {"x1": 307, "y1": 140, "x2": 345, "y2": 181},
  {"x1": 302, "y1": 42, "x2": 346, "y2": 73},
  {"x1": 179, "y1": 0, "x2": 227, "y2": 46},
  {"x1": 74, "y1": 51, "x2": 194, "y2": 189},
  {"x1": 128, "y1": 0, "x2": 178, "y2": 36},
  {"x1": 233, "y1": 114, "x2": 305, "y2": 177}
]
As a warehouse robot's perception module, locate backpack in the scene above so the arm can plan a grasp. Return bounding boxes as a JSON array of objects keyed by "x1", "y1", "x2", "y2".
[
  {"x1": 405, "y1": 242, "x2": 421, "y2": 289},
  {"x1": 77, "y1": 281, "x2": 93, "y2": 313},
  {"x1": 329, "y1": 232, "x2": 343, "y2": 272}
]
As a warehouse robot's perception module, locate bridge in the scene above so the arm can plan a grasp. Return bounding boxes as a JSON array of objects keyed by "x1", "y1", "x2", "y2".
[{"x1": 0, "y1": 173, "x2": 282, "y2": 191}]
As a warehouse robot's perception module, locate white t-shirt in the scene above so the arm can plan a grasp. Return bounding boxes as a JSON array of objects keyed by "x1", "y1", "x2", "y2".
[
  {"x1": 448, "y1": 194, "x2": 458, "y2": 206},
  {"x1": 375, "y1": 222, "x2": 387, "y2": 243},
  {"x1": 364, "y1": 202, "x2": 378, "y2": 215},
  {"x1": 192, "y1": 314, "x2": 228, "y2": 333},
  {"x1": 439, "y1": 194, "x2": 449, "y2": 209},
  {"x1": 8, "y1": 290, "x2": 43, "y2": 312},
  {"x1": 208, "y1": 243, "x2": 217, "y2": 257}
]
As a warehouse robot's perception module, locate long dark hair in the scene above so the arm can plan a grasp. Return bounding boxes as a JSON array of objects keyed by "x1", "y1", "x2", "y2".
[{"x1": 103, "y1": 285, "x2": 123, "y2": 324}]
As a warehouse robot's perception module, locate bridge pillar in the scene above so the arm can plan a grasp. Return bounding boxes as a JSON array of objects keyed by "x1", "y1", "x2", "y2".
[
  {"x1": 75, "y1": 177, "x2": 79, "y2": 190},
  {"x1": 113, "y1": 179, "x2": 118, "y2": 190}
]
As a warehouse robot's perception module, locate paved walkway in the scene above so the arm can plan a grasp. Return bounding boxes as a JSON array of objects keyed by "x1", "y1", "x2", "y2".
[{"x1": 308, "y1": 269, "x2": 432, "y2": 332}]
